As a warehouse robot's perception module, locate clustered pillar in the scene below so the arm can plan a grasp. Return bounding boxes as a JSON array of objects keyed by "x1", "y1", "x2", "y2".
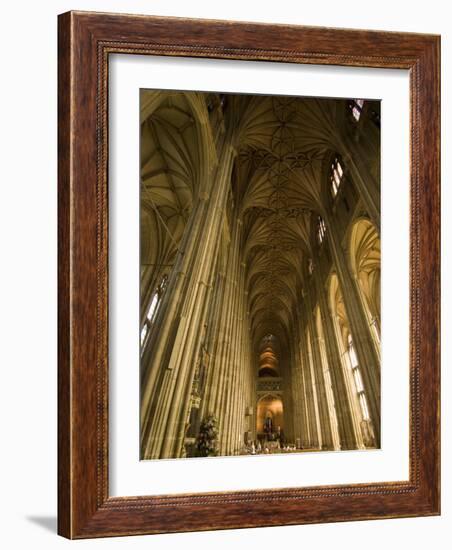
[{"x1": 141, "y1": 128, "x2": 255, "y2": 459}]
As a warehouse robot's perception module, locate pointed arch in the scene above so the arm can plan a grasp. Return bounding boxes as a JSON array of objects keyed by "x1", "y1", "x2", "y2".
[{"x1": 349, "y1": 218, "x2": 381, "y2": 343}]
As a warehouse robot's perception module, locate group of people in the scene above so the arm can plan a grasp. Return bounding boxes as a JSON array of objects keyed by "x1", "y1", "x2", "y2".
[{"x1": 241, "y1": 440, "x2": 298, "y2": 455}]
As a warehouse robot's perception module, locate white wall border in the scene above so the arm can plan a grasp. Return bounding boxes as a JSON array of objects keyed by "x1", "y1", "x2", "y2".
[{"x1": 109, "y1": 54, "x2": 410, "y2": 497}]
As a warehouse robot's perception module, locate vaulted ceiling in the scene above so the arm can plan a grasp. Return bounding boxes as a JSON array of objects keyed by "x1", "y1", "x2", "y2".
[
  {"x1": 231, "y1": 95, "x2": 343, "y2": 349},
  {"x1": 141, "y1": 92, "x2": 207, "y2": 272},
  {"x1": 140, "y1": 91, "x2": 347, "y2": 356}
]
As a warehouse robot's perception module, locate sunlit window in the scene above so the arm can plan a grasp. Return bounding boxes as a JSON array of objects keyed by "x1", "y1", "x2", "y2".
[
  {"x1": 370, "y1": 317, "x2": 380, "y2": 344},
  {"x1": 359, "y1": 393, "x2": 370, "y2": 420},
  {"x1": 140, "y1": 324, "x2": 148, "y2": 346},
  {"x1": 317, "y1": 216, "x2": 326, "y2": 244},
  {"x1": 347, "y1": 334, "x2": 370, "y2": 420},
  {"x1": 348, "y1": 336, "x2": 358, "y2": 368},
  {"x1": 349, "y1": 99, "x2": 365, "y2": 121},
  {"x1": 330, "y1": 156, "x2": 344, "y2": 197},
  {"x1": 352, "y1": 367, "x2": 364, "y2": 393},
  {"x1": 140, "y1": 274, "x2": 168, "y2": 351}
]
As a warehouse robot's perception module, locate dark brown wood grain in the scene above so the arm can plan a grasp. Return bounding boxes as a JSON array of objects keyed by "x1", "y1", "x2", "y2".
[
  {"x1": 57, "y1": 10, "x2": 72, "y2": 539},
  {"x1": 57, "y1": 10, "x2": 440, "y2": 539}
]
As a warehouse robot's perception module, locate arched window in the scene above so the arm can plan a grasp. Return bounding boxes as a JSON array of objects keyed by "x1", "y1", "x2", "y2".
[
  {"x1": 349, "y1": 99, "x2": 365, "y2": 121},
  {"x1": 330, "y1": 156, "x2": 344, "y2": 197},
  {"x1": 349, "y1": 219, "x2": 381, "y2": 349},
  {"x1": 315, "y1": 306, "x2": 340, "y2": 450},
  {"x1": 347, "y1": 334, "x2": 370, "y2": 420},
  {"x1": 317, "y1": 216, "x2": 326, "y2": 244},
  {"x1": 140, "y1": 274, "x2": 168, "y2": 350}
]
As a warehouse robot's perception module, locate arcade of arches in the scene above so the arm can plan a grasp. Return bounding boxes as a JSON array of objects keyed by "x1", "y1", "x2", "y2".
[{"x1": 140, "y1": 90, "x2": 381, "y2": 459}]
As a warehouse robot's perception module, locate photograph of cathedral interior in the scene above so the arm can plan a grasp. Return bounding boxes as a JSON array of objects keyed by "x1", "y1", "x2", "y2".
[{"x1": 140, "y1": 89, "x2": 381, "y2": 460}]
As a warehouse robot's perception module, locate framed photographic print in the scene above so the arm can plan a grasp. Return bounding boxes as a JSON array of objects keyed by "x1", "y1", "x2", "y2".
[{"x1": 58, "y1": 11, "x2": 440, "y2": 538}]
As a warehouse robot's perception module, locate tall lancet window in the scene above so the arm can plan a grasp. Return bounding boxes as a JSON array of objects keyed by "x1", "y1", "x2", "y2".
[
  {"x1": 330, "y1": 156, "x2": 344, "y2": 197},
  {"x1": 317, "y1": 215, "x2": 327, "y2": 244},
  {"x1": 349, "y1": 99, "x2": 365, "y2": 121},
  {"x1": 347, "y1": 334, "x2": 370, "y2": 420},
  {"x1": 141, "y1": 274, "x2": 168, "y2": 351}
]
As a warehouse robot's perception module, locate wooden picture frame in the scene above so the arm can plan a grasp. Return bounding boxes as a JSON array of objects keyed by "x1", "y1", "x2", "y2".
[{"x1": 58, "y1": 10, "x2": 440, "y2": 539}]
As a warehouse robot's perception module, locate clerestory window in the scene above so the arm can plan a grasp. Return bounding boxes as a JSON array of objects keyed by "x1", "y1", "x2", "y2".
[
  {"x1": 330, "y1": 156, "x2": 344, "y2": 197},
  {"x1": 140, "y1": 274, "x2": 168, "y2": 351},
  {"x1": 349, "y1": 99, "x2": 365, "y2": 121},
  {"x1": 317, "y1": 216, "x2": 327, "y2": 244},
  {"x1": 347, "y1": 333, "x2": 370, "y2": 420}
]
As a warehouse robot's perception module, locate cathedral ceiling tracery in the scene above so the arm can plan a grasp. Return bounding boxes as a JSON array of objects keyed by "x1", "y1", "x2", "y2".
[
  {"x1": 140, "y1": 93, "x2": 210, "y2": 272},
  {"x1": 349, "y1": 219, "x2": 381, "y2": 323},
  {"x1": 235, "y1": 96, "x2": 342, "y2": 349},
  {"x1": 140, "y1": 91, "x2": 347, "y2": 365}
]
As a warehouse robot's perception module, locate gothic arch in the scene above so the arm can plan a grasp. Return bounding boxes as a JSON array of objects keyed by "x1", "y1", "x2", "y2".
[
  {"x1": 256, "y1": 393, "x2": 284, "y2": 434},
  {"x1": 140, "y1": 91, "x2": 215, "y2": 313},
  {"x1": 328, "y1": 273, "x2": 347, "y2": 348},
  {"x1": 328, "y1": 272, "x2": 376, "y2": 448},
  {"x1": 349, "y1": 218, "x2": 381, "y2": 339}
]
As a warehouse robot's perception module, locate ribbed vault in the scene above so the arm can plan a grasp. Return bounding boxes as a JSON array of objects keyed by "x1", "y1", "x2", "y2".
[
  {"x1": 140, "y1": 92, "x2": 215, "y2": 316},
  {"x1": 141, "y1": 90, "x2": 350, "y2": 375},
  {"x1": 349, "y1": 219, "x2": 381, "y2": 325},
  {"x1": 141, "y1": 94, "x2": 200, "y2": 262},
  {"x1": 232, "y1": 95, "x2": 342, "y2": 352}
]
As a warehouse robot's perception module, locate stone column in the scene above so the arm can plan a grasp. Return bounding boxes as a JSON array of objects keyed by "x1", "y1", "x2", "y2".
[
  {"x1": 298, "y1": 317, "x2": 320, "y2": 449},
  {"x1": 159, "y1": 206, "x2": 227, "y2": 458},
  {"x1": 229, "y1": 260, "x2": 248, "y2": 454},
  {"x1": 221, "y1": 219, "x2": 244, "y2": 455},
  {"x1": 205, "y1": 263, "x2": 234, "y2": 424},
  {"x1": 140, "y1": 194, "x2": 208, "y2": 457},
  {"x1": 325, "y1": 215, "x2": 381, "y2": 446},
  {"x1": 200, "y1": 269, "x2": 226, "y2": 417},
  {"x1": 209, "y1": 212, "x2": 241, "y2": 455},
  {"x1": 140, "y1": 130, "x2": 237, "y2": 458},
  {"x1": 341, "y1": 136, "x2": 380, "y2": 231},
  {"x1": 313, "y1": 266, "x2": 362, "y2": 450},
  {"x1": 224, "y1": 255, "x2": 242, "y2": 454},
  {"x1": 290, "y1": 331, "x2": 308, "y2": 448},
  {"x1": 291, "y1": 317, "x2": 311, "y2": 449},
  {"x1": 171, "y1": 235, "x2": 225, "y2": 459},
  {"x1": 245, "y1": 307, "x2": 256, "y2": 443},
  {"x1": 304, "y1": 291, "x2": 334, "y2": 450},
  {"x1": 283, "y1": 342, "x2": 296, "y2": 443}
]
